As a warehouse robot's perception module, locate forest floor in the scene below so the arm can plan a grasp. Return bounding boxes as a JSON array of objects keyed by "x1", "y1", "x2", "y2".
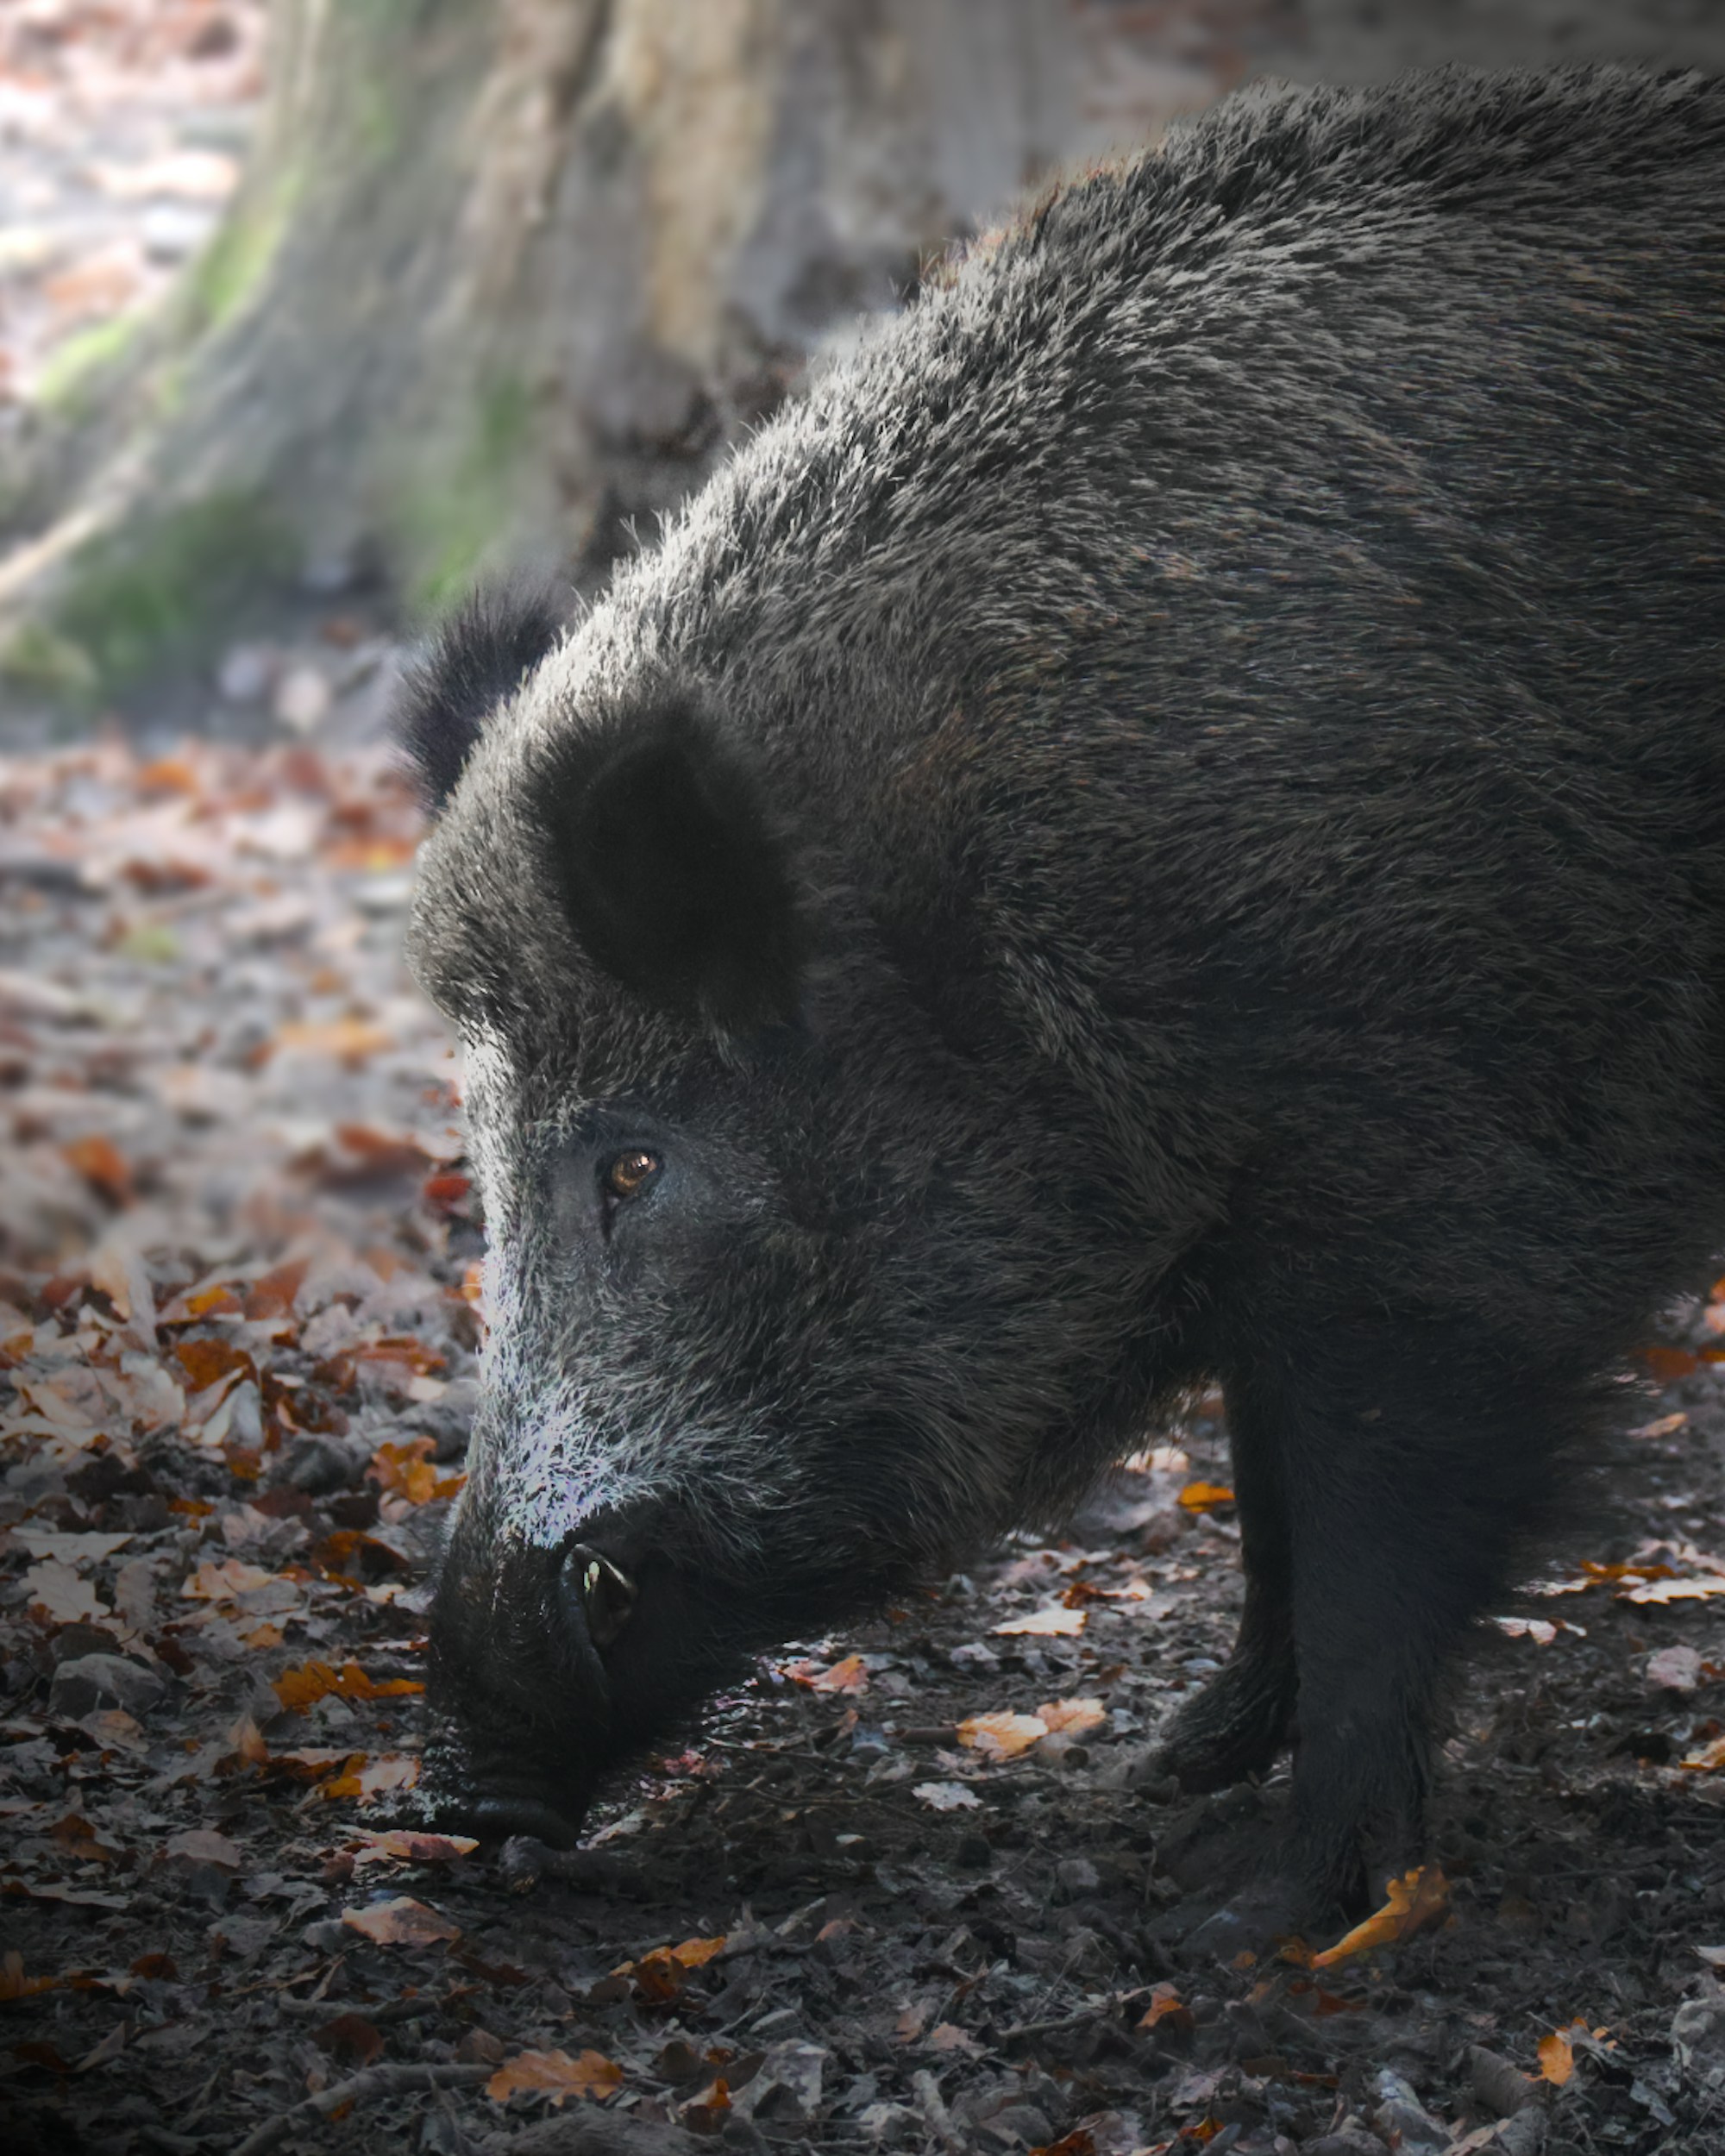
[{"x1": 6, "y1": 753, "x2": 1725, "y2": 2156}]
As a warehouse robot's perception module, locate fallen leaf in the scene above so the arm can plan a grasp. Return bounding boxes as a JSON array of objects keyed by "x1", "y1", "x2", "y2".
[
  {"x1": 1308, "y1": 1865, "x2": 1452, "y2": 1968},
  {"x1": 164, "y1": 1827, "x2": 243, "y2": 1871},
  {"x1": 1138, "y1": 1980, "x2": 1195, "y2": 2034},
  {"x1": 244, "y1": 1259, "x2": 310, "y2": 1321},
  {"x1": 181, "y1": 1558, "x2": 275, "y2": 1601},
  {"x1": 351, "y1": 1829, "x2": 479, "y2": 1865},
  {"x1": 958, "y1": 1711, "x2": 1048, "y2": 1760},
  {"x1": 1681, "y1": 1736, "x2": 1725, "y2": 1771},
  {"x1": 340, "y1": 1896, "x2": 459, "y2": 1946},
  {"x1": 1626, "y1": 1576, "x2": 1725, "y2": 1605},
  {"x1": 273, "y1": 1017, "x2": 395, "y2": 1064},
  {"x1": 1037, "y1": 1696, "x2": 1107, "y2": 1737},
  {"x1": 315, "y1": 2013, "x2": 383, "y2": 2068},
  {"x1": 913, "y1": 1781, "x2": 982, "y2": 1811},
  {"x1": 994, "y1": 1606, "x2": 1087, "y2": 1638},
  {"x1": 1538, "y1": 2020, "x2": 1597, "y2": 2085},
  {"x1": 321, "y1": 1756, "x2": 421, "y2": 1802},
  {"x1": 367, "y1": 1437, "x2": 464, "y2": 1506},
  {"x1": 61, "y1": 1134, "x2": 133, "y2": 1205},
  {"x1": 800, "y1": 1653, "x2": 870, "y2": 1694},
  {"x1": 272, "y1": 1659, "x2": 424, "y2": 1711},
  {"x1": 24, "y1": 1559, "x2": 110, "y2": 1626},
  {"x1": 1178, "y1": 1481, "x2": 1236, "y2": 1512},
  {"x1": 486, "y1": 2047, "x2": 623, "y2": 2105},
  {"x1": 616, "y1": 1935, "x2": 727, "y2": 2002},
  {"x1": 0, "y1": 1952, "x2": 57, "y2": 2002}
]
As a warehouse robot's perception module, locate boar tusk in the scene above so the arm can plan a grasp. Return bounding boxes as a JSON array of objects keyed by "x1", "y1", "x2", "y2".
[{"x1": 572, "y1": 1544, "x2": 637, "y2": 1649}]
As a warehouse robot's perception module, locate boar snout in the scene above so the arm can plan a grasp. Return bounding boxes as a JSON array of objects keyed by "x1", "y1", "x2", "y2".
[{"x1": 425, "y1": 1502, "x2": 742, "y2": 1846}]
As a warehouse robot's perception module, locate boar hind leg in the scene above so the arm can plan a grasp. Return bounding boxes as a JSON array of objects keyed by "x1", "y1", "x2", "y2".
[
  {"x1": 1153, "y1": 1386, "x2": 1297, "y2": 1792},
  {"x1": 1260, "y1": 1313, "x2": 1559, "y2": 1920}
]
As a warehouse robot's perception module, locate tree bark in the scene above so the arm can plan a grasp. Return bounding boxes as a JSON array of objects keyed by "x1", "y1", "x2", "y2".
[{"x1": 0, "y1": 0, "x2": 1112, "y2": 702}]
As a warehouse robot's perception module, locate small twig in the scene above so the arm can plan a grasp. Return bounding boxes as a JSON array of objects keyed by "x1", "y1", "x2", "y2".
[
  {"x1": 911, "y1": 2067, "x2": 967, "y2": 2156},
  {"x1": 230, "y1": 2062, "x2": 492, "y2": 2156},
  {"x1": 273, "y1": 1993, "x2": 437, "y2": 2024}
]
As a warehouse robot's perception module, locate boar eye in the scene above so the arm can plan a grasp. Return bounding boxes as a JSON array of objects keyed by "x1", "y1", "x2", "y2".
[{"x1": 603, "y1": 1149, "x2": 660, "y2": 1201}]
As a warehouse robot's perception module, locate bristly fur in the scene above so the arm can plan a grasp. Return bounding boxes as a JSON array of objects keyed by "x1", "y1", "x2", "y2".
[
  {"x1": 396, "y1": 582, "x2": 568, "y2": 810},
  {"x1": 400, "y1": 64, "x2": 1725, "y2": 1916},
  {"x1": 533, "y1": 693, "x2": 804, "y2": 1033}
]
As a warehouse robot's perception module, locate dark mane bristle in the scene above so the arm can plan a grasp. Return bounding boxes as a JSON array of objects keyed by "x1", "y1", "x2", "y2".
[{"x1": 395, "y1": 581, "x2": 568, "y2": 811}]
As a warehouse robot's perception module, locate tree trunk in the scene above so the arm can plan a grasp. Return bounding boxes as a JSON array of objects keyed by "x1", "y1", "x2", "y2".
[{"x1": 0, "y1": 0, "x2": 1131, "y2": 705}]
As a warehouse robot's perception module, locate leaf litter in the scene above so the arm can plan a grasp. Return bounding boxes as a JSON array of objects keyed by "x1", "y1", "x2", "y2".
[{"x1": 4, "y1": 744, "x2": 1725, "y2": 2156}]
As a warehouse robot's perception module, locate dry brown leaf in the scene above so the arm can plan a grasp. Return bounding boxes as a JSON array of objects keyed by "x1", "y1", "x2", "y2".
[
  {"x1": 0, "y1": 1952, "x2": 57, "y2": 2002},
  {"x1": 24, "y1": 1559, "x2": 110, "y2": 1626},
  {"x1": 486, "y1": 2047, "x2": 623, "y2": 2105},
  {"x1": 340, "y1": 1896, "x2": 459, "y2": 1946},
  {"x1": 809, "y1": 1652, "x2": 870, "y2": 1692},
  {"x1": 244, "y1": 1258, "x2": 310, "y2": 1322},
  {"x1": 351, "y1": 1829, "x2": 479, "y2": 1866},
  {"x1": 164, "y1": 1827, "x2": 243, "y2": 1871},
  {"x1": 615, "y1": 1935, "x2": 727, "y2": 2002},
  {"x1": 273, "y1": 1017, "x2": 395, "y2": 1064},
  {"x1": 1138, "y1": 1980, "x2": 1195, "y2": 2034},
  {"x1": 181, "y1": 1557, "x2": 275, "y2": 1601},
  {"x1": 1308, "y1": 1865, "x2": 1452, "y2": 1968},
  {"x1": 60, "y1": 1133, "x2": 134, "y2": 1205},
  {"x1": 1538, "y1": 2020, "x2": 1607, "y2": 2084},
  {"x1": 1178, "y1": 1480, "x2": 1237, "y2": 1512},
  {"x1": 957, "y1": 1711, "x2": 1048, "y2": 1760},
  {"x1": 367, "y1": 1437, "x2": 465, "y2": 1506},
  {"x1": 1037, "y1": 1696, "x2": 1107, "y2": 1737},
  {"x1": 321, "y1": 1756, "x2": 421, "y2": 1803}
]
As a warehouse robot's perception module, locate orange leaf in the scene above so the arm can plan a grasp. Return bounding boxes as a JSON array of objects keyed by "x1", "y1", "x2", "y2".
[
  {"x1": 1137, "y1": 1979, "x2": 1195, "y2": 2034},
  {"x1": 1309, "y1": 1865, "x2": 1452, "y2": 1969},
  {"x1": 423, "y1": 1173, "x2": 472, "y2": 1209},
  {"x1": 1643, "y1": 1345, "x2": 1698, "y2": 1381},
  {"x1": 181, "y1": 1557, "x2": 275, "y2": 1601},
  {"x1": 486, "y1": 2047, "x2": 623, "y2": 2105},
  {"x1": 352, "y1": 1830, "x2": 478, "y2": 1866},
  {"x1": 806, "y1": 1654, "x2": 869, "y2": 1694},
  {"x1": 1178, "y1": 1481, "x2": 1236, "y2": 1512},
  {"x1": 274, "y1": 1018, "x2": 395, "y2": 1065},
  {"x1": 615, "y1": 1935, "x2": 727, "y2": 2002},
  {"x1": 1037, "y1": 1696, "x2": 1107, "y2": 1738},
  {"x1": 957, "y1": 1711, "x2": 1048, "y2": 1760},
  {"x1": 994, "y1": 1604, "x2": 1086, "y2": 1637},
  {"x1": 61, "y1": 1134, "x2": 133, "y2": 1205},
  {"x1": 367, "y1": 1438, "x2": 463, "y2": 1505},
  {"x1": 1539, "y1": 2021, "x2": 1589, "y2": 2085},
  {"x1": 273, "y1": 1659, "x2": 424, "y2": 1712},
  {"x1": 172, "y1": 1338, "x2": 255, "y2": 1392},
  {"x1": 321, "y1": 1757, "x2": 421, "y2": 1803},
  {"x1": 0, "y1": 1952, "x2": 57, "y2": 2002},
  {"x1": 340, "y1": 1896, "x2": 458, "y2": 1947}
]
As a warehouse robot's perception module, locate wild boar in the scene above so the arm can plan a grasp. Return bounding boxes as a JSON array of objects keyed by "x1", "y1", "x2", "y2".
[{"x1": 398, "y1": 63, "x2": 1725, "y2": 1919}]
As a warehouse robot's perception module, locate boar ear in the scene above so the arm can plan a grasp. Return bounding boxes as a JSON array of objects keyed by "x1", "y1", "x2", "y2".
[
  {"x1": 540, "y1": 697, "x2": 802, "y2": 1031},
  {"x1": 396, "y1": 581, "x2": 567, "y2": 811}
]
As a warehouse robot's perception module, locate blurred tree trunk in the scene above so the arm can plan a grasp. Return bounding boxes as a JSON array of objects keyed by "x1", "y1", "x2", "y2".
[{"x1": 0, "y1": 0, "x2": 1099, "y2": 703}]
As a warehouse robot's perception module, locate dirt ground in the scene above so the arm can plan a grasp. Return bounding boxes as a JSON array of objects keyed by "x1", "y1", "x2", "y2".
[{"x1": 5, "y1": 745, "x2": 1725, "y2": 2156}]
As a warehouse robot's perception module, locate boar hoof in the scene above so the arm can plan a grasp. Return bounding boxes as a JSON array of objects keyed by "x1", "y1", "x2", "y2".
[{"x1": 463, "y1": 1795, "x2": 587, "y2": 1849}]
